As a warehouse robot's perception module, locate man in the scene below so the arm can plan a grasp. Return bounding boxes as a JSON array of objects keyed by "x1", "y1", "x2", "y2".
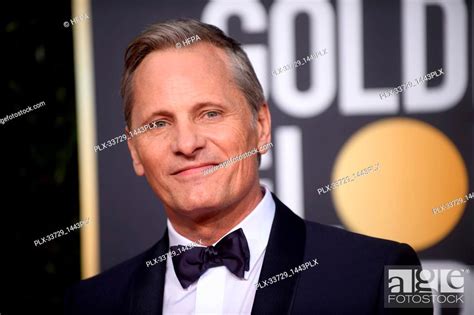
[{"x1": 65, "y1": 19, "x2": 432, "y2": 314}]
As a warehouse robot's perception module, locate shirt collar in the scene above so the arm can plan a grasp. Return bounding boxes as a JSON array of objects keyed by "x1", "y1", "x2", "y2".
[{"x1": 167, "y1": 185, "x2": 276, "y2": 280}]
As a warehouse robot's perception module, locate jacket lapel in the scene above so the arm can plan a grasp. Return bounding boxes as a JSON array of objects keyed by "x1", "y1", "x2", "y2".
[
  {"x1": 251, "y1": 193, "x2": 307, "y2": 314},
  {"x1": 128, "y1": 231, "x2": 169, "y2": 315}
]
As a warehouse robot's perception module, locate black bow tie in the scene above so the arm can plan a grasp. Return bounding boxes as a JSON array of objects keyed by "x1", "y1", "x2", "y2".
[{"x1": 170, "y1": 228, "x2": 250, "y2": 289}]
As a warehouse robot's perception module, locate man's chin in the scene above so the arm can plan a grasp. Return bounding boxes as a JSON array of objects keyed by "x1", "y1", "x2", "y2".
[
  {"x1": 160, "y1": 179, "x2": 236, "y2": 212},
  {"x1": 173, "y1": 177, "x2": 226, "y2": 194},
  {"x1": 175, "y1": 196, "x2": 222, "y2": 212}
]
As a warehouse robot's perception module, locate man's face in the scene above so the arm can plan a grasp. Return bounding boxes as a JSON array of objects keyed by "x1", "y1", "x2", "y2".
[{"x1": 127, "y1": 42, "x2": 270, "y2": 218}]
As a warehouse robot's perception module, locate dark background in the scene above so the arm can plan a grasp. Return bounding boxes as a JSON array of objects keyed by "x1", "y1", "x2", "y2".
[{"x1": 1, "y1": 2, "x2": 79, "y2": 314}]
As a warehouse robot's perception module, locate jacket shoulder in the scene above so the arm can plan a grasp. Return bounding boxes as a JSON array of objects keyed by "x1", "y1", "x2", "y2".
[{"x1": 303, "y1": 220, "x2": 420, "y2": 265}]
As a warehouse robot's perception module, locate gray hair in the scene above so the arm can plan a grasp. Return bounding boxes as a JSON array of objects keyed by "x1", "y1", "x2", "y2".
[{"x1": 121, "y1": 18, "x2": 265, "y2": 129}]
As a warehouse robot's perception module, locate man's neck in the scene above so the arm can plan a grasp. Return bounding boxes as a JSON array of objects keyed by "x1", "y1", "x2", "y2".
[{"x1": 166, "y1": 183, "x2": 264, "y2": 246}]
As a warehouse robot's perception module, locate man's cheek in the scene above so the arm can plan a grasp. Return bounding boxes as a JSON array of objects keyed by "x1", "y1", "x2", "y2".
[{"x1": 138, "y1": 152, "x2": 163, "y2": 179}]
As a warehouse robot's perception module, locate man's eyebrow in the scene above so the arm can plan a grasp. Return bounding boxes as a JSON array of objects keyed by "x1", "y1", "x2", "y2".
[
  {"x1": 144, "y1": 109, "x2": 174, "y2": 121},
  {"x1": 192, "y1": 101, "x2": 227, "y2": 111}
]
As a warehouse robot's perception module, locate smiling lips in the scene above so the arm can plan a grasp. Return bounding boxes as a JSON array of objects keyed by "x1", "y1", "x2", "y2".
[{"x1": 172, "y1": 163, "x2": 217, "y2": 176}]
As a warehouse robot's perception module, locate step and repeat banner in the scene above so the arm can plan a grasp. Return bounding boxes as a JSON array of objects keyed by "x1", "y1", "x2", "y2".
[{"x1": 88, "y1": 0, "x2": 472, "y2": 311}]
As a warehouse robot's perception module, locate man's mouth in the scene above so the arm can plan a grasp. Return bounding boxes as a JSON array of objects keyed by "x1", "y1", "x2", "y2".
[{"x1": 172, "y1": 163, "x2": 218, "y2": 176}]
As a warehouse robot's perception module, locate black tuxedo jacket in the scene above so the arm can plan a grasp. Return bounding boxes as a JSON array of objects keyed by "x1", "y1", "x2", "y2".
[{"x1": 65, "y1": 194, "x2": 433, "y2": 314}]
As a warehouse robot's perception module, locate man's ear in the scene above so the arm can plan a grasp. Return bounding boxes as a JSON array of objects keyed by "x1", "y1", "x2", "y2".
[
  {"x1": 126, "y1": 127, "x2": 145, "y2": 176},
  {"x1": 256, "y1": 103, "x2": 272, "y2": 151}
]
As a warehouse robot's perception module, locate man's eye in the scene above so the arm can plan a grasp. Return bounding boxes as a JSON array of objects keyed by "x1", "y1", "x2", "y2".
[
  {"x1": 205, "y1": 111, "x2": 220, "y2": 118},
  {"x1": 151, "y1": 120, "x2": 168, "y2": 128}
]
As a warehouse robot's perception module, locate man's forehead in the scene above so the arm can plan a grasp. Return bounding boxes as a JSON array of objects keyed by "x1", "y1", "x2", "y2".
[
  {"x1": 136, "y1": 42, "x2": 231, "y2": 81},
  {"x1": 130, "y1": 42, "x2": 246, "y2": 119},
  {"x1": 133, "y1": 43, "x2": 235, "y2": 100}
]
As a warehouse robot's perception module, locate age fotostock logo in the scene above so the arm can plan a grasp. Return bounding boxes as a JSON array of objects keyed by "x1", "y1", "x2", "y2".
[{"x1": 384, "y1": 266, "x2": 469, "y2": 308}]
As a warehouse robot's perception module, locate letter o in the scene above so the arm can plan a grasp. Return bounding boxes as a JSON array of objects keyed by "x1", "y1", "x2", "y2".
[{"x1": 396, "y1": 295, "x2": 406, "y2": 303}]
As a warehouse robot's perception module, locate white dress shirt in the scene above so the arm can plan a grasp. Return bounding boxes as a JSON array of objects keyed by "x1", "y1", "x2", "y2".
[{"x1": 163, "y1": 185, "x2": 276, "y2": 315}]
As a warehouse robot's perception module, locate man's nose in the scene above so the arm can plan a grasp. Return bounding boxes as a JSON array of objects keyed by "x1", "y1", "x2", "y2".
[{"x1": 171, "y1": 122, "x2": 205, "y2": 156}]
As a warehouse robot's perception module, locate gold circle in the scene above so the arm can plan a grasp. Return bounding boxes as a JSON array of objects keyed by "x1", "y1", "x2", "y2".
[{"x1": 332, "y1": 118, "x2": 468, "y2": 251}]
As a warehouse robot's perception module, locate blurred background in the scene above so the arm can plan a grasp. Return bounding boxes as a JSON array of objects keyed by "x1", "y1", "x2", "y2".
[
  {"x1": 0, "y1": 0, "x2": 472, "y2": 314},
  {"x1": 1, "y1": 1, "x2": 80, "y2": 314}
]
